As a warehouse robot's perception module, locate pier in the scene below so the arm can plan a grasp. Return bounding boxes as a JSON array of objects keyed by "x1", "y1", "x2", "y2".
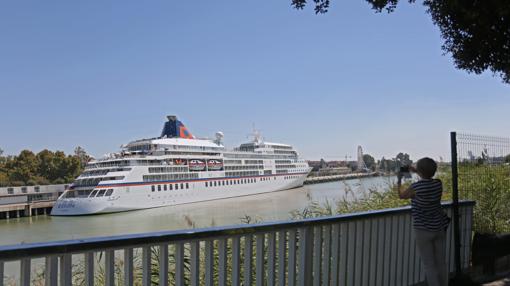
[
  {"x1": 304, "y1": 172, "x2": 380, "y2": 184},
  {"x1": 0, "y1": 185, "x2": 66, "y2": 219}
]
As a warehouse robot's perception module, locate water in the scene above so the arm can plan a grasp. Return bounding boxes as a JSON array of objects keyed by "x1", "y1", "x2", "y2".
[{"x1": 0, "y1": 176, "x2": 395, "y2": 246}]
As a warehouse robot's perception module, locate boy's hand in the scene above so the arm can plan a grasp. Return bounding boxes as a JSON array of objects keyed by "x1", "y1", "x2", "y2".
[{"x1": 409, "y1": 165, "x2": 417, "y2": 173}]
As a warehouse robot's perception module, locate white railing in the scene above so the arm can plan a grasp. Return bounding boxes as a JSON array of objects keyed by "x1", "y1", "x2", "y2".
[{"x1": 0, "y1": 201, "x2": 474, "y2": 286}]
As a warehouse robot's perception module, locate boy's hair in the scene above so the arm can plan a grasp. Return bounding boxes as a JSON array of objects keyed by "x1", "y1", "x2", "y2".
[{"x1": 416, "y1": 157, "x2": 437, "y2": 179}]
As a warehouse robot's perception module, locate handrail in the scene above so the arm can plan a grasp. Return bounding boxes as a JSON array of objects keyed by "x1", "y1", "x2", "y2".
[{"x1": 0, "y1": 200, "x2": 475, "y2": 261}]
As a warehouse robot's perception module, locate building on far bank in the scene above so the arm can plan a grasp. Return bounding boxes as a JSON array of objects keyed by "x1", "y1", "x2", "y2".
[{"x1": 307, "y1": 159, "x2": 353, "y2": 176}]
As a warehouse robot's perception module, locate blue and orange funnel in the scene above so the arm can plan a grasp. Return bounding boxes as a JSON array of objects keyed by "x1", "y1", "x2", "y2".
[{"x1": 161, "y1": 115, "x2": 194, "y2": 139}]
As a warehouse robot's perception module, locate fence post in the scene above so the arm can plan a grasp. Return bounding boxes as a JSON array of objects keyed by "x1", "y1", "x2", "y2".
[{"x1": 450, "y1": 131, "x2": 462, "y2": 276}]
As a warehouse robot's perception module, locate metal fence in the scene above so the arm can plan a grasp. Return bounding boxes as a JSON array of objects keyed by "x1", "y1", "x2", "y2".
[
  {"x1": 452, "y1": 133, "x2": 510, "y2": 234},
  {"x1": 450, "y1": 132, "x2": 510, "y2": 277},
  {"x1": 0, "y1": 201, "x2": 474, "y2": 286}
]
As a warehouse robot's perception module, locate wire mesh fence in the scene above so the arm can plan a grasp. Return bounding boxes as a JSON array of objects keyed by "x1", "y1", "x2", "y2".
[{"x1": 455, "y1": 133, "x2": 510, "y2": 234}]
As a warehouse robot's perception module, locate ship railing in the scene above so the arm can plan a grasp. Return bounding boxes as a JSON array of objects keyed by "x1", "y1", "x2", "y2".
[{"x1": 0, "y1": 201, "x2": 474, "y2": 286}]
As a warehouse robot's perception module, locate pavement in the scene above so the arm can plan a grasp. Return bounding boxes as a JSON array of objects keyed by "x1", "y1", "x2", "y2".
[{"x1": 484, "y1": 277, "x2": 510, "y2": 286}]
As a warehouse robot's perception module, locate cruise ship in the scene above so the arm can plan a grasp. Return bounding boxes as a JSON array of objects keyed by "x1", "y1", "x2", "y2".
[{"x1": 51, "y1": 116, "x2": 312, "y2": 215}]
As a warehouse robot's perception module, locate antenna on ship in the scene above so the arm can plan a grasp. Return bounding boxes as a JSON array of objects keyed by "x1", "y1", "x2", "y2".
[
  {"x1": 214, "y1": 131, "x2": 224, "y2": 145},
  {"x1": 248, "y1": 124, "x2": 263, "y2": 144}
]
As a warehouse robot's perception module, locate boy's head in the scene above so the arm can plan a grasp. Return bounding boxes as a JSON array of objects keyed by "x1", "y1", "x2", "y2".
[{"x1": 416, "y1": 157, "x2": 437, "y2": 179}]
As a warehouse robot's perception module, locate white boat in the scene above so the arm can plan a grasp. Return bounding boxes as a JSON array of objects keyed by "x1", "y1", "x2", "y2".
[{"x1": 51, "y1": 116, "x2": 312, "y2": 215}]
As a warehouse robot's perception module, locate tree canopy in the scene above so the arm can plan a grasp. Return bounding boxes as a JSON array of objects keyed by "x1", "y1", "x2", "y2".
[
  {"x1": 0, "y1": 147, "x2": 91, "y2": 187},
  {"x1": 362, "y1": 153, "x2": 376, "y2": 170},
  {"x1": 291, "y1": 0, "x2": 510, "y2": 83}
]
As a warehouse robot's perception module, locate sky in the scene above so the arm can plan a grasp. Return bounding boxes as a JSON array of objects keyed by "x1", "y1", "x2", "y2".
[{"x1": 0, "y1": 1, "x2": 509, "y2": 162}]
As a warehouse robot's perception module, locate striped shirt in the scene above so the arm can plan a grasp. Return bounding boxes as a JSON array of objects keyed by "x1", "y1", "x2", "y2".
[{"x1": 410, "y1": 179, "x2": 450, "y2": 232}]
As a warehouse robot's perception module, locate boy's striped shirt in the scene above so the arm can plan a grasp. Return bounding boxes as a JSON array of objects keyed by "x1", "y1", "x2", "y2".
[{"x1": 410, "y1": 179, "x2": 450, "y2": 232}]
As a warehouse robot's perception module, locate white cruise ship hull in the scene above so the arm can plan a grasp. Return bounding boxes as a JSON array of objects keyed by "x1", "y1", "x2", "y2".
[{"x1": 51, "y1": 173, "x2": 308, "y2": 216}]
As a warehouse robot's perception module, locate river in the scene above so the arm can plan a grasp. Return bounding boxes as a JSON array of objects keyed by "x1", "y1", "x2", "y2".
[{"x1": 0, "y1": 176, "x2": 395, "y2": 246}]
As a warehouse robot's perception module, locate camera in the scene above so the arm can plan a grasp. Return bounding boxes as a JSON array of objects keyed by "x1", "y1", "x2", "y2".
[
  {"x1": 398, "y1": 165, "x2": 412, "y2": 179},
  {"x1": 400, "y1": 166, "x2": 410, "y2": 173}
]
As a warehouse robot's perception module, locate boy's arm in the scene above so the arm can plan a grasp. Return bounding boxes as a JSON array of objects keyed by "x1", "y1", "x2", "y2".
[{"x1": 397, "y1": 173, "x2": 416, "y2": 199}]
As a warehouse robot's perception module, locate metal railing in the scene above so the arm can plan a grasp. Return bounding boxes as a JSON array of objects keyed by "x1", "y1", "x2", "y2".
[{"x1": 0, "y1": 201, "x2": 475, "y2": 286}]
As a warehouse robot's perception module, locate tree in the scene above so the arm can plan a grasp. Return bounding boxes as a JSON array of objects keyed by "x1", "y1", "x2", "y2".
[
  {"x1": 395, "y1": 152, "x2": 413, "y2": 167},
  {"x1": 363, "y1": 154, "x2": 376, "y2": 171},
  {"x1": 8, "y1": 150, "x2": 39, "y2": 184},
  {"x1": 74, "y1": 146, "x2": 91, "y2": 168},
  {"x1": 291, "y1": 0, "x2": 510, "y2": 84},
  {"x1": 380, "y1": 156, "x2": 397, "y2": 172}
]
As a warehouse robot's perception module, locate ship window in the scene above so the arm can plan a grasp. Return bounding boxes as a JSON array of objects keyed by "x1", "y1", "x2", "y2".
[
  {"x1": 169, "y1": 184, "x2": 173, "y2": 190},
  {"x1": 158, "y1": 185, "x2": 161, "y2": 191},
  {"x1": 222, "y1": 181, "x2": 225, "y2": 186},
  {"x1": 175, "y1": 184, "x2": 179, "y2": 190},
  {"x1": 105, "y1": 189, "x2": 114, "y2": 196},
  {"x1": 97, "y1": 189, "x2": 106, "y2": 197},
  {"x1": 164, "y1": 185, "x2": 167, "y2": 191},
  {"x1": 180, "y1": 183, "x2": 184, "y2": 189},
  {"x1": 89, "y1": 190, "x2": 98, "y2": 197},
  {"x1": 186, "y1": 183, "x2": 189, "y2": 189},
  {"x1": 151, "y1": 185, "x2": 155, "y2": 192},
  {"x1": 214, "y1": 181, "x2": 217, "y2": 187},
  {"x1": 205, "y1": 182, "x2": 208, "y2": 187}
]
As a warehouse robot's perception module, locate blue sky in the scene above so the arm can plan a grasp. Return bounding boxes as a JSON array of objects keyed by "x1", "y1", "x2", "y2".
[{"x1": 0, "y1": 1, "x2": 509, "y2": 161}]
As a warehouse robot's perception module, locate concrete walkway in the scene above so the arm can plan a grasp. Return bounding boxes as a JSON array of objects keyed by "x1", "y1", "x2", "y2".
[{"x1": 484, "y1": 274, "x2": 510, "y2": 286}]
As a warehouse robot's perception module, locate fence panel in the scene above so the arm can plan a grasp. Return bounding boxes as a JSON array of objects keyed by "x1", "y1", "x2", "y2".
[{"x1": 0, "y1": 202, "x2": 474, "y2": 286}]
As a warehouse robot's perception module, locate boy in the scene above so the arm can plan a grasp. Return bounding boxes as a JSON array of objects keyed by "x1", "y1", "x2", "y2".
[{"x1": 397, "y1": 157, "x2": 450, "y2": 286}]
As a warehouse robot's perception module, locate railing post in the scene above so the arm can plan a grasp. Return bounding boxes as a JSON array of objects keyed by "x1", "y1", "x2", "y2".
[
  {"x1": 84, "y1": 252, "x2": 94, "y2": 286},
  {"x1": 20, "y1": 258, "x2": 30, "y2": 286},
  {"x1": 256, "y1": 234, "x2": 265, "y2": 286},
  {"x1": 218, "y1": 239, "x2": 227, "y2": 286},
  {"x1": 124, "y1": 248, "x2": 133, "y2": 286},
  {"x1": 142, "y1": 246, "x2": 151, "y2": 286},
  {"x1": 175, "y1": 243, "x2": 184, "y2": 286},
  {"x1": 278, "y1": 230, "x2": 287, "y2": 286},
  {"x1": 288, "y1": 229, "x2": 297, "y2": 286},
  {"x1": 59, "y1": 254, "x2": 72, "y2": 286},
  {"x1": 105, "y1": 250, "x2": 115, "y2": 286},
  {"x1": 159, "y1": 244, "x2": 169, "y2": 286},
  {"x1": 0, "y1": 261, "x2": 3, "y2": 286},
  {"x1": 232, "y1": 237, "x2": 241, "y2": 286},
  {"x1": 0, "y1": 261, "x2": 4, "y2": 286},
  {"x1": 45, "y1": 256, "x2": 58, "y2": 286},
  {"x1": 190, "y1": 241, "x2": 200, "y2": 286},
  {"x1": 267, "y1": 232, "x2": 276, "y2": 286},
  {"x1": 451, "y1": 131, "x2": 462, "y2": 276},
  {"x1": 298, "y1": 227, "x2": 313, "y2": 286},
  {"x1": 313, "y1": 226, "x2": 322, "y2": 286},
  {"x1": 205, "y1": 240, "x2": 214, "y2": 286},
  {"x1": 244, "y1": 235, "x2": 253, "y2": 286}
]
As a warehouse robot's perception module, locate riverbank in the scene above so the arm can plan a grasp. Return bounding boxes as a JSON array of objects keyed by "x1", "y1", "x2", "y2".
[{"x1": 304, "y1": 171, "x2": 380, "y2": 184}]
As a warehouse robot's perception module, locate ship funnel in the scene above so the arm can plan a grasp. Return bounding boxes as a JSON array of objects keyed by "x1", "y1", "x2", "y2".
[{"x1": 161, "y1": 115, "x2": 194, "y2": 139}]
